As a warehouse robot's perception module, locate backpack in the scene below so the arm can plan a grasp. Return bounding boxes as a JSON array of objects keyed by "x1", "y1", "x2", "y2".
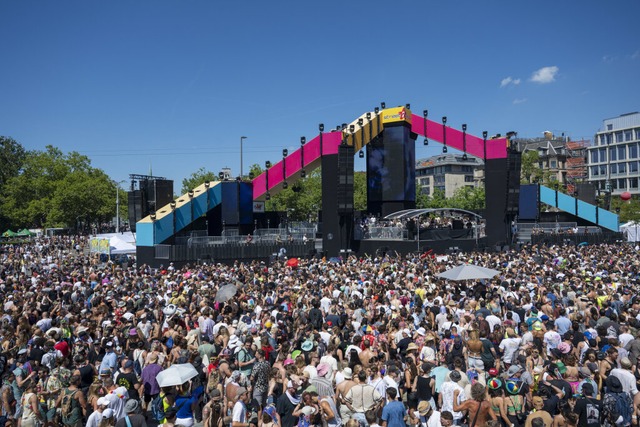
[
  {"x1": 151, "y1": 392, "x2": 167, "y2": 421},
  {"x1": 606, "y1": 392, "x2": 633, "y2": 426},
  {"x1": 60, "y1": 389, "x2": 78, "y2": 422}
]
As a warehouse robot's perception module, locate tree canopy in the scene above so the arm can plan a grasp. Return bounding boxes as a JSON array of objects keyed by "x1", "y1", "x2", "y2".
[
  {"x1": 181, "y1": 167, "x2": 219, "y2": 194},
  {"x1": 0, "y1": 143, "x2": 120, "y2": 230}
]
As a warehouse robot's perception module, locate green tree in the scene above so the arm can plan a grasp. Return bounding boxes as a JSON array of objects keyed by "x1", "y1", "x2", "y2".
[
  {"x1": 0, "y1": 137, "x2": 26, "y2": 188},
  {"x1": 0, "y1": 146, "x2": 116, "y2": 229},
  {"x1": 449, "y1": 186, "x2": 485, "y2": 211},
  {"x1": 520, "y1": 150, "x2": 543, "y2": 184},
  {"x1": 181, "y1": 167, "x2": 218, "y2": 194}
]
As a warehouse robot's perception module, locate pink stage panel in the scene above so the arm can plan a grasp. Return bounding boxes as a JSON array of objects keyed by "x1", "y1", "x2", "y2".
[{"x1": 410, "y1": 114, "x2": 507, "y2": 159}]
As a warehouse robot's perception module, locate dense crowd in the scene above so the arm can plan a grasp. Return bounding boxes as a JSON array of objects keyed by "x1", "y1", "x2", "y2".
[{"x1": 1, "y1": 236, "x2": 640, "y2": 427}]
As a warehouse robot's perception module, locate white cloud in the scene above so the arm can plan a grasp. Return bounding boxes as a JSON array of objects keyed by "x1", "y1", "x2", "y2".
[
  {"x1": 602, "y1": 55, "x2": 617, "y2": 63},
  {"x1": 631, "y1": 50, "x2": 640, "y2": 60},
  {"x1": 513, "y1": 98, "x2": 527, "y2": 105},
  {"x1": 500, "y1": 76, "x2": 521, "y2": 88},
  {"x1": 530, "y1": 66, "x2": 559, "y2": 84}
]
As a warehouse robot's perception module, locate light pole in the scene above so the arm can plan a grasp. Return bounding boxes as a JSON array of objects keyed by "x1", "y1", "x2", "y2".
[
  {"x1": 114, "y1": 180, "x2": 126, "y2": 233},
  {"x1": 240, "y1": 136, "x2": 247, "y2": 179}
]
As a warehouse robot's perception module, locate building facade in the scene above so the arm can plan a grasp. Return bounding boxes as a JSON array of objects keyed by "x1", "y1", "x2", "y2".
[
  {"x1": 415, "y1": 154, "x2": 484, "y2": 198},
  {"x1": 587, "y1": 112, "x2": 640, "y2": 195}
]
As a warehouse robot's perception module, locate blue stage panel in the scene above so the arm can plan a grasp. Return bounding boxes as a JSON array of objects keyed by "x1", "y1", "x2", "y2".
[
  {"x1": 175, "y1": 204, "x2": 190, "y2": 230},
  {"x1": 518, "y1": 185, "x2": 538, "y2": 220},
  {"x1": 557, "y1": 192, "x2": 575, "y2": 215},
  {"x1": 137, "y1": 222, "x2": 154, "y2": 247},
  {"x1": 577, "y1": 200, "x2": 596, "y2": 223}
]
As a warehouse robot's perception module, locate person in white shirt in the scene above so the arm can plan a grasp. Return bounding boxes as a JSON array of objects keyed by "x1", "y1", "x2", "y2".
[
  {"x1": 232, "y1": 387, "x2": 251, "y2": 426},
  {"x1": 438, "y1": 371, "x2": 465, "y2": 424},
  {"x1": 499, "y1": 328, "x2": 522, "y2": 365},
  {"x1": 485, "y1": 314, "x2": 502, "y2": 332},
  {"x1": 610, "y1": 357, "x2": 638, "y2": 396}
]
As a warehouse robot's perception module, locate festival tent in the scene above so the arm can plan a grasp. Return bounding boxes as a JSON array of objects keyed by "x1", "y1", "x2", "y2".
[
  {"x1": 620, "y1": 221, "x2": 640, "y2": 242},
  {"x1": 15, "y1": 229, "x2": 35, "y2": 237},
  {"x1": 1, "y1": 230, "x2": 17, "y2": 237},
  {"x1": 109, "y1": 235, "x2": 136, "y2": 254}
]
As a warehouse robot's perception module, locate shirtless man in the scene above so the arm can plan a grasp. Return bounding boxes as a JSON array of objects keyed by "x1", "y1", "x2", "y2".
[
  {"x1": 336, "y1": 367, "x2": 357, "y2": 423},
  {"x1": 359, "y1": 340, "x2": 375, "y2": 368},
  {"x1": 453, "y1": 383, "x2": 496, "y2": 427},
  {"x1": 466, "y1": 329, "x2": 484, "y2": 372}
]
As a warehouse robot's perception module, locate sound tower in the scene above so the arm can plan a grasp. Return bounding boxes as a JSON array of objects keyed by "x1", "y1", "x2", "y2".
[
  {"x1": 337, "y1": 145, "x2": 355, "y2": 213},
  {"x1": 505, "y1": 150, "x2": 522, "y2": 215},
  {"x1": 127, "y1": 190, "x2": 144, "y2": 232}
]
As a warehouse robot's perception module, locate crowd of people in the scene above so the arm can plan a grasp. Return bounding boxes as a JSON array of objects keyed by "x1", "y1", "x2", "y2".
[{"x1": 0, "y1": 235, "x2": 640, "y2": 427}]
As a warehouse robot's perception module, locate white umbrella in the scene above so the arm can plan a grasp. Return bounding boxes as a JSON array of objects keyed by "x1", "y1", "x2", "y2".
[
  {"x1": 214, "y1": 283, "x2": 238, "y2": 303},
  {"x1": 436, "y1": 264, "x2": 500, "y2": 281},
  {"x1": 156, "y1": 363, "x2": 199, "y2": 387}
]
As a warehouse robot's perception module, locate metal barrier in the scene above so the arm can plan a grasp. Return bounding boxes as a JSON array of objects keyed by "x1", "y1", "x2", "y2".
[
  {"x1": 364, "y1": 226, "x2": 407, "y2": 240},
  {"x1": 531, "y1": 232, "x2": 622, "y2": 246},
  {"x1": 155, "y1": 245, "x2": 171, "y2": 259},
  {"x1": 170, "y1": 242, "x2": 315, "y2": 263}
]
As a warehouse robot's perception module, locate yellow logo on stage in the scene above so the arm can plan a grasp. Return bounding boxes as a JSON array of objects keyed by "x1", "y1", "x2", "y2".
[{"x1": 381, "y1": 107, "x2": 412, "y2": 124}]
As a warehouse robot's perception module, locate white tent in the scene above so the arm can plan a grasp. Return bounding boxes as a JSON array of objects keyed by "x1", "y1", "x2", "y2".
[
  {"x1": 620, "y1": 221, "x2": 640, "y2": 242},
  {"x1": 109, "y1": 235, "x2": 136, "y2": 254}
]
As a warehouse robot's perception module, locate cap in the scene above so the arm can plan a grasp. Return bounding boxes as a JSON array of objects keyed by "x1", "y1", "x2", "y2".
[
  {"x1": 102, "y1": 408, "x2": 114, "y2": 419},
  {"x1": 343, "y1": 367, "x2": 353, "y2": 379},
  {"x1": 97, "y1": 397, "x2": 109, "y2": 407},
  {"x1": 235, "y1": 387, "x2": 248, "y2": 399}
]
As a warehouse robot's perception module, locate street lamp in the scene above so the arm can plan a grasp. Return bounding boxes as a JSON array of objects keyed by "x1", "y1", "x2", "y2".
[
  {"x1": 114, "y1": 180, "x2": 126, "y2": 233},
  {"x1": 240, "y1": 136, "x2": 248, "y2": 179}
]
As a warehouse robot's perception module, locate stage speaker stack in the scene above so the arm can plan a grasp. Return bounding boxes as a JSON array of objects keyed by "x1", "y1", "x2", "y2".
[
  {"x1": 337, "y1": 145, "x2": 355, "y2": 214},
  {"x1": 505, "y1": 150, "x2": 522, "y2": 215},
  {"x1": 127, "y1": 190, "x2": 144, "y2": 232}
]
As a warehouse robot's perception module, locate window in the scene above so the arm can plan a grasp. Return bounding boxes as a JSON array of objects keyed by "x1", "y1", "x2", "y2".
[
  {"x1": 550, "y1": 160, "x2": 557, "y2": 168},
  {"x1": 591, "y1": 151, "x2": 599, "y2": 163},
  {"x1": 599, "y1": 148, "x2": 606, "y2": 161},
  {"x1": 421, "y1": 177, "x2": 430, "y2": 185},
  {"x1": 591, "y1": 166, "x2": 600, "y2": 176},
  {"x1": 631, "y1": 178, "x2": 638, "y2": 189},
  {"x1": 616, "y1": 132, "x2": 624, "y2": 143},
  {"x1": 619, "y1": 162, "x2": 627, "y2": 174},
  {"x1": 618, "y1": 178, "x2": 626, "y2": 189},
  {"x1": 618, "y1": 146, "x2": 626, "y2": 160},
  {"x1": 610, "y1": 147, "x2": 617, "y2": 161},
  {"x1": 630, "y1": 161, "x2": 638, "y2": 173},
  {"x1": 636, "y1": 129, "x2": 640, "y2": 140},
  {"x1": 600, "y1": 165, "x2": 607, "y2": 175},
  {"x1": 607, "y1": 134, "x2": 613, "y2": 144},
  {"x1": 607, "y1": 124, "x2": 613, "y2": 131},
  {"x1": 630, "y1": 144, "x2": 638, "y2": 159},
  {"x1": 464, "y1": 175, "x2": 474, "y2": 182},
  {"x1": 610, "y1": 164, "x2": 617, "y2": 175},
  {"x1": 625, "y1": 130, "x2": 633, "y2": 141},
  {"x1": 600, "y1": 134, "x2": 607, "y2": 145},
  {"x1": 444, "y1": 165, "x2": 452, "y2": 172}
]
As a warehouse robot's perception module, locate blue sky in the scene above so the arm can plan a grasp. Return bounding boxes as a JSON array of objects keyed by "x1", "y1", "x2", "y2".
[{"x1": 2, "y1": 1, "x2": 639, "y2": 190}]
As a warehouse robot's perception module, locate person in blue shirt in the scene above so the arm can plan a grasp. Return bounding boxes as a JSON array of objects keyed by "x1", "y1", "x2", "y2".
[
  {"x1": 554, "y1": 309, "x2": 572, "y2": 336},
  {"x1": 99, "y1": 342, "x2": 117, "y2": 374},
  {"x1": 381, "y1": 387, "x2": 406, "y2": 427},
  {"x1": 174, "y1": 382, "x2": 204, "y2": 426}
]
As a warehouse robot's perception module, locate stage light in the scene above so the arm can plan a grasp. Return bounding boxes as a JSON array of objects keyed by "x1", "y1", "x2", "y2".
[
  {"x1": 366, "y1": 112, "x2": 371, "y2": 120},
  {"x1": 359, "y1": 150, "x2": 364, "y2": 158},
  {"x1": 349, "y1": 125, "x2": 355, "y2": 133},
  {"x1": 462, "y1": 124, "x2": 467, "y2": 132},
  {"x1": 204, "y1": 181, "x2": 210, "y2": 189},
  {"x1": 423, "y1": 139, "x2": 429, "y2": 146},
  {"x1": 301, "y1": 170, "x2": 306, "y2": 178},
  {"x1": 462, "y1": 153, "x2": 468, "y2": 161},
  {"x1": 265, "y1": 193, "x2": 270, "y2": 201},
  {"x1": 170, "y1": 201, "x2": 176, "y2": 210},
  {"x1": 442, "y1": 116, "x2": 447, "y2": 153},
  {"x1": 265, "y1": 161, "x2": 271, "y2": 168},
  {"x1": 300, "y1": 136, "x2": 306, "y2": 145},
  {"x1": 374, "y1": 107, "x2": 379, "y2": 114},
  {"x1": 423, "y1": 110, "x2": 428, "y2": 117},
  {"x1": 282, "y1": 149, "x2": 288, "y2": 157},
  {"x1": 150, "y1": 212, "x2": 156, "y2": 221},
  {"x1": 442, "y1": 116, "x2": 447, "y2": 125},
  {"x1": 188, "y1": 190, "x2": 194, "y2": 198},
  {"x1": 342, "y1": 123, "x2": 347, "y2": 130},
  {"x1": 218, "y1": 172, "x2": 225, "y2": 180},
  {"x1": 483, "y1": 131, "x2": 488, "y2": 138},
  {"x1": 358, "y1": 118, "x2": 363, "y2": 126},
  {"x1": 406, "y1": 103, "x2": 410, "y2": 110},
  {"x1": 319, "y1": 123, "x2": 324, "y2": 132},
  {"x1": 381, "y1": 102, "x2": 386, "y2": 109},
  {"x1": 442, "y1": 146, "x2": 448, "y2": 153},
  {"x1": 283, "y1": 181, "x2": 288, "y2": 189}
]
